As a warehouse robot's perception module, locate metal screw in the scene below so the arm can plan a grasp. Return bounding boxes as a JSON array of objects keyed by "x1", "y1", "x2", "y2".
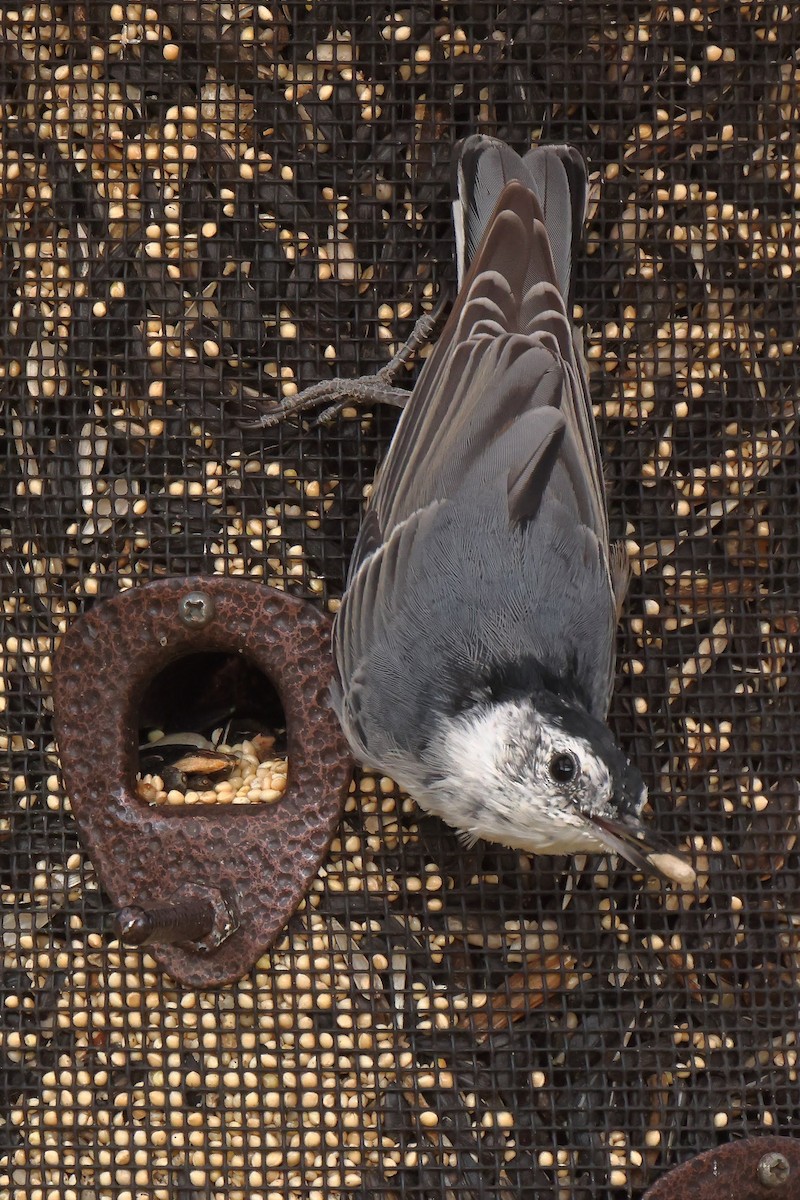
[
  {"x1": 757, "y1": 1151, "x2": 791, "y2": 1189},
  {"x1": 114, "y1": 885, "x2": 237, "y2": 952},
  {"x1": 178, "y1": 590, "x2": 216, "y2": 628},
  {"x1": 114, "y1": 896, "x2": 216, "y2": 947}
]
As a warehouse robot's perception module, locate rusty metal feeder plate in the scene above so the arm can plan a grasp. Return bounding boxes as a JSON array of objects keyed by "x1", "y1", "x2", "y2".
[
  {"x1": 53, "y1": 577, "x2": 354, "y2": 987},
  {"x1": 643, "y1": 1137, "x2": 799, "y2": 1200}
]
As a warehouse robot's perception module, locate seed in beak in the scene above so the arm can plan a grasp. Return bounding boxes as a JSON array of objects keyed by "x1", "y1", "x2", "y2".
[{"x1": 645, "y1": 851, "x2": 696, "y2": 888}]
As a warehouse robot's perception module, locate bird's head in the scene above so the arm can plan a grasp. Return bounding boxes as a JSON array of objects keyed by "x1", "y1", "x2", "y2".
[{"x1": 418, "y1": 677, "x2": 694, "y2": 885}]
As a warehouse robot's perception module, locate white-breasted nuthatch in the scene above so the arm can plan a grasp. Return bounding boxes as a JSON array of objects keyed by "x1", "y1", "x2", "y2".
[{"x1": 273, "y1": 135, "x2": 695, "y2": 886}]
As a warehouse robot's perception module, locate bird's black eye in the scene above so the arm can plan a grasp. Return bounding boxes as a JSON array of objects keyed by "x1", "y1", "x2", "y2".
[{"x1": 549, "y1": 753, "x2": 578, "y2": 785}]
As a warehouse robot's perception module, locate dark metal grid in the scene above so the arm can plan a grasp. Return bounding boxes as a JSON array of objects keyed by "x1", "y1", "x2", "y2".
[{"x1": 1, "y1": 3, "x2": 798, "y2": 1198}]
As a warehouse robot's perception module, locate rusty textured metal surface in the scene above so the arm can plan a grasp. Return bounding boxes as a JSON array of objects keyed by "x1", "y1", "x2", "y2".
[
  {"x1": 643, "y1": 1137, "x2": 799, "y2": 1200},
  {"x1": 52, "y1": 577, "x2": 354, "y2": 987}
]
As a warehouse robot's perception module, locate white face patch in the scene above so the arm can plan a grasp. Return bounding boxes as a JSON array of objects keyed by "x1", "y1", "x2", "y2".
[{"x1": 418, "y1": 698, "x2": 617, "y2": 856}]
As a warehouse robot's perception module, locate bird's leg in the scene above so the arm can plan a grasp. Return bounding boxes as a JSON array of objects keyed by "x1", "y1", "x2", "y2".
[
  {"x1": 237, "y1": 298, "x2": 446, "y2": 431},
  {"x1": 375, "y1": 305, "x2": 441, "y2": 384}
]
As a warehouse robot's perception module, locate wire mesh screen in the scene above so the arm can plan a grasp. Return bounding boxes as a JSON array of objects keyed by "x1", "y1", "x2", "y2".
[{"x1": 2, "y1": 3, "x2": 799, "y2": 1197}]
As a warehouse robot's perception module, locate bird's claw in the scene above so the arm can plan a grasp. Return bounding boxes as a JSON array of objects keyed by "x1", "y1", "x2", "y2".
[{"x1": 236, "y1": 292, "x2": 450, "y2": 433}]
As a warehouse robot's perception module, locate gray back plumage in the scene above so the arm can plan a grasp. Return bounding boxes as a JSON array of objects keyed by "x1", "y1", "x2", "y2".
[{"x1": 333, "y1": 137, "x2": 621, "y2": 779}]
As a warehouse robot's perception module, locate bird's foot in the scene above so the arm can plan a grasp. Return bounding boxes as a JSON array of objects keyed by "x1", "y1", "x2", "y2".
[{"x1": 237, "y1": 300, "x2": 445, "y2": 431}]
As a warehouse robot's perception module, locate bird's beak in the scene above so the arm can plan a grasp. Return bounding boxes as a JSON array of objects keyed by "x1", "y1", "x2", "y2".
[{"x1": 586, "y1": 811, "x2": 696, "y2": 887}]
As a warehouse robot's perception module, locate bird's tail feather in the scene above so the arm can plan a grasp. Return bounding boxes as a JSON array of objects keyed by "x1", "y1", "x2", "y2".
[{"x1": 453, "y1": 135, "x2": 587, "y2": 301}]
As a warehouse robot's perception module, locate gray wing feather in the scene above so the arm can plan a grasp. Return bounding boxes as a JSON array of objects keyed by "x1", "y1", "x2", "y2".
[
  {"x1": 367, "y1": 202, "x2": 549, "y2": 540},
  {"x1": 334, "y1": 501, "x2": 446, "y2": 761},
  {"x1": 609, "y1": 539, "x2": 632, "y2": 620},
  {"x1": 506, "y1": 408, "x2": 567, "y2": 525},
  {"x1": 365, "y1": 180, "x2": 606, "y2": 550}
]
